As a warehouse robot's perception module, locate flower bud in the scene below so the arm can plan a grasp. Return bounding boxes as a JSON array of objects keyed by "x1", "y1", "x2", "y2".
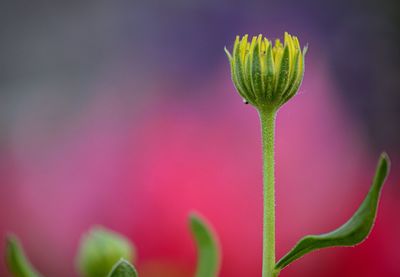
[
  {"x1": 76, "y1": 226, "x2": 136, "y2": 277},
  {"x1": 225, "y1": 32, "x2": 307, "y2": 110}
]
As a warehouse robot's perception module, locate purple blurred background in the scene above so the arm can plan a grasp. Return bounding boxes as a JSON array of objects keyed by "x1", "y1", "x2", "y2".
[{"x1": 1, "y1": 1, "x2": 399, "y2": 276}]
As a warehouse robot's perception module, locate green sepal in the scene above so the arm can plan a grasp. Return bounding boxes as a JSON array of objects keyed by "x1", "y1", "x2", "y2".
[
  {"x1": 244, "y1": 37, "x2": 257, "y2": 102},
  {"x1": 249, "y1": 36, "x2": 264, "y2": 101},
  {"x1": 274, "y1": 45, "x2": 290, "y2": 102},
  {"x1": 227, "y1": 47, "x2": 248, "y2": 103},
  {"x1": 5, "y1": 235, "x2": 43, "y2": 277},
  {"x1": 280, "y1": 50, "x2": 300, "y2": 105},
  {"x1": 281, "y1": 46, "x2": 306, "y2": 105},
  {"x1": 302, "y1": 44, "x2": 309, "y2": 56},
  {"x1": 274, "y1": 153, "x2": 390, "y2": 273},
  {"x1": 107, "y1": 259, "x2": 138, "y2": 277},
  {"x1": 263, "y1": 43, "x2": 275, "y2": 102},
  {"x1": 233, "y1": 36, "x2": 255, "y2": 104},
  {"x1": 223, "y1": 47, "x2": 232, "y2": 61},
  {"x1": 189, "y1": 212, "x2": 221, "y2": 277}
]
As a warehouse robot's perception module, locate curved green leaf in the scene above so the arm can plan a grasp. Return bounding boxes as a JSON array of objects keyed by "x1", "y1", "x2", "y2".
[
  {"x1": 5, "y1": 235, "x2": 43, "y2": 277},
  {"x1": 275, "y1": 152, "x2": 390, "y2": 273},
  {"x1": 107, "y1": 259, "x2": 138, "y2": 277},
  {"x1": 189, "y1": 212, "x2": 221, "y2": 277}
]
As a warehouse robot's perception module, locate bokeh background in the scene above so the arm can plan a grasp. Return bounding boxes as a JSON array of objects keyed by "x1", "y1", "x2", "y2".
[{"x1": 1, "y1": 1, "x2": 399, "y2": 276}]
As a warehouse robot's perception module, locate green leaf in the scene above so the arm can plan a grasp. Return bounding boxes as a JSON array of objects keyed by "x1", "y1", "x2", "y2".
[
  {"x1": 189, "y1": 212, "x2": 221, "y2": 277},
  {"x1": 107, "y1": 259, "x2": 138, "y2": 277},
  {"x1": 275, "y1": 152, "x2": 390, "y2": 273},
  {"x1": 5, "y1": 234, "x2": 43, "y2": 277}
]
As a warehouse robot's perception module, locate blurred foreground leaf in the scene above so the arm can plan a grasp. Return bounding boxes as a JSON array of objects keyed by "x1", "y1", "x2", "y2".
[
  {"x1": 274, "y1": 152, "x2": 390, "y2": 273},
  {"x1": 107, "y1": 259, "x2": 138, "y2": 277},
  {"x1": 5, "y1": 235, "x2": 43, "y2": 277},
  {"x1": 189, "y1": 212, "x2": 221, "y2": 277}
]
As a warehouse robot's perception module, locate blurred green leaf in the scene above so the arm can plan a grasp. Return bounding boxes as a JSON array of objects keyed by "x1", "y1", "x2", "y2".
[
  {"x1": 189, "y1": 212, "x2": 221, "y2": 277},
  {"x1": 76, "y1": 226, "x2": 136, "y2": 277},
  {"x1": 5, "y1": 235, "x2": 43, "y2": 277},
  {"x1": 107, "y1": 259, "x2": 138, "y2": 277},
  {"x1": 275, "y1": 152, "x2": 390, "y2": 273}
]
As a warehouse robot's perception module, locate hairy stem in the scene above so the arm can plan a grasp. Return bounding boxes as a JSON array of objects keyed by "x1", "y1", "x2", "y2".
[{"x1": 259, "y1": 109, "x2": 277, "y2": 277}]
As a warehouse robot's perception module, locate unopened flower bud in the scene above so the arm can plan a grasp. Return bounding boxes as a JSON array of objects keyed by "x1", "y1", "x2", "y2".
[
  {"x1": 76, "y1": 226, "x2": 135, "y2": 277},
  {"x1": 225, "y1": 32, "x2": 307, "y2": 111}
]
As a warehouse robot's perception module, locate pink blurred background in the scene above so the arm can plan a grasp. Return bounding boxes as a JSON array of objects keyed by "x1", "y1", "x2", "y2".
[{"x1": 1, "y1": 1, "x2": 399, "y2": 276}]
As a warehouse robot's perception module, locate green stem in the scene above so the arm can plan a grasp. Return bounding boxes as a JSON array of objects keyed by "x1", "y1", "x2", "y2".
[{"x1": 259, "y1": 108, "x2": 277, "y2": 277}]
